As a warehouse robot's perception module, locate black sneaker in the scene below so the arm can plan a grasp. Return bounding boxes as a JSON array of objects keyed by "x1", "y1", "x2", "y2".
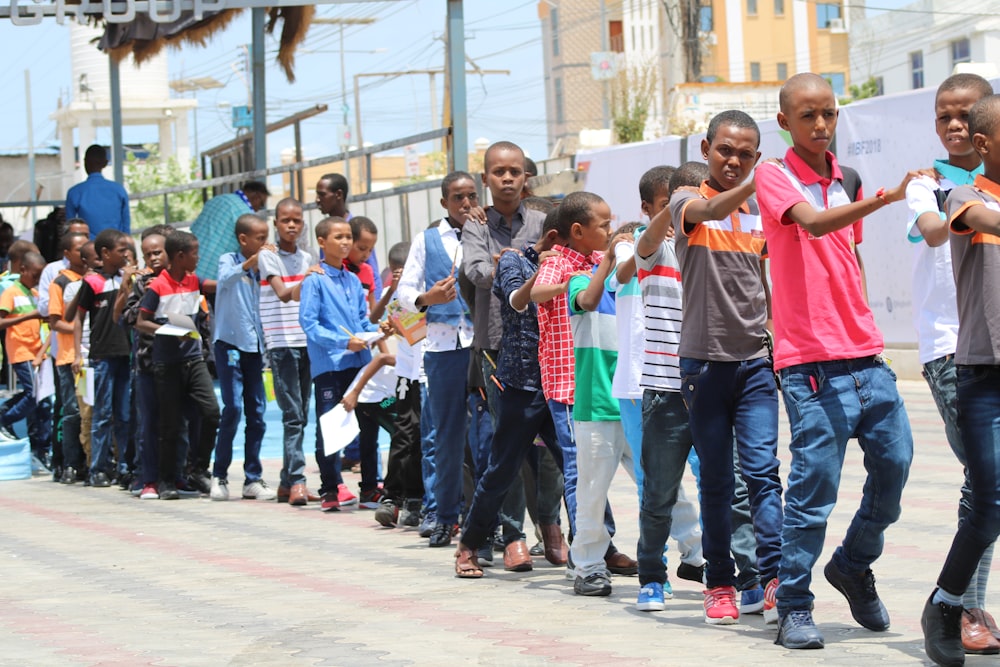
[
  {"x1": 574, "y1": 572, "x2": 612, "y2": 597},
  {"x1": 89, "y1": 471, "x2": 111, "y2": 487},
  {"x1": 159, "y1": 482, "x2": 180, "y2": 501},
  {"x1": 921, "y1": 590, "x2": 964, "y2": 667},
  {"x1": 677, "y1": 562, "x2": 706, "y2": 584},
  {"x1": 823, "y1": 559, "x2": 890, "y2": 631},
  {"x1": 0, "y1": 423, "x2": 18, "y2": 440},
  {"x1": 399, "y1": 499, "x2": 421, "y2": 528},
  {"x1": 775, "y1": 610, "x2": 825, "y2": 649},
  {"x1": 60, "y1": 466, "x2": 77, "y2": 485},
  {"x1": 428, "y1": 522, "x2": 453, "y2": 548},
  {"x1": 374, "y1": 499, "x2": 399, "y2": 527},
  {"x1": 186, "y1": 470, "x2": 212, "y2": 495},
  {"x1": 117, "y1": 471, "x2": 133, "y2": 491},
  {"x1": 51, "y1": 466, "x2": 62, "y2": 482}
]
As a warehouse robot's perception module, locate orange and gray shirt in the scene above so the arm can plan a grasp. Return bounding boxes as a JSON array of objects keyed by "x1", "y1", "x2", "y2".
[{"x1": 669, "y1": 181, "x2": 769, "y2": 362}]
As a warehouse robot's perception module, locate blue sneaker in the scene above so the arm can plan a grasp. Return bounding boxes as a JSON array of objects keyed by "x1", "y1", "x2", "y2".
[
  {"x1": 741, "y1": 585, "x2": 765, "y2": 614},
  {"x1": 637, "y1": 582, "x2": 666, "y2": 611}
]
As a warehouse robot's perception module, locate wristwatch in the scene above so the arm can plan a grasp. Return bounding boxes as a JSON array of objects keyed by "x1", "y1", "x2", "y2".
[{"x1": 522, "y1": 243, "x2": 540, "y2": 265}]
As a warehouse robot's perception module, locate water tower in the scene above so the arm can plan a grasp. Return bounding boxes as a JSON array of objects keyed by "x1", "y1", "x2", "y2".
[{"x1": 51, "y1": 21, "x2": 196, "y2": 194}]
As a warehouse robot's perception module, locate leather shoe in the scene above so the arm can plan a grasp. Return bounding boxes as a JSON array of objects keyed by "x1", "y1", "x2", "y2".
[
  {"x1": 963, "y1": 608, "x2": 1000, "y2": 654},
  {"x1": 503, "y1": 540, "x2": 533, "y2": 572},
  {"x1": 287, "y1": 483, "x2": 309, "y2": 506},
  {"x1": 605, "y1": 550, "x2": 638, "y2": 576},
  {"x1": 539, "y1": 523, "x2": 568, "y2": 566},
  {"x1": 278, "y1": 485, "x2": 321, "y2": 504},
  {"x1": 982, "y1": 609, "x2": 1000, "y2": 642}
]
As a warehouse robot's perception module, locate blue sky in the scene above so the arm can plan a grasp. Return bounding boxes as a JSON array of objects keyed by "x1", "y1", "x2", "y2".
[{"x1": 0, "y1": 1, "x2": 547, "y2": 170}]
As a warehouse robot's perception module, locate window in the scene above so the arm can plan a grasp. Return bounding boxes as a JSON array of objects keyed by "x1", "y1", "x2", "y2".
[
  {"x1": 777, "y1": 62, "x2": 788, "y2": 80},
  {"x1": 816, "y1": 2, "x2": 841, "y2": 28},
  {"x1": 747, "y1": 0, "x2": 758, "y2": 15},
  {"x1": 551, "y1": 8, "x2": 559, "y2": 56},
  {"x1": 609, "y1": 19, "x2": 624, "y2": 53},
  {"x1": 952, "y1": 38, "x2": 971, "y2": 66},
  {"x1": 699, "y1": 2, "x2": 714, "y2": 32},
  {"x1": 822, "y1": 72, "x2": 846, "y2": 96},
  {"x1": 750, "y1": 62, "x2": 761, "y2": 82},
  {"x1": 774, "y1": 0, "x2": 784, "y2": 15},
  {"x1": 554, "y1": 78, "x2": 564, "y2": 124},
  {"x1": 910, "y1": 51, "x2": 924, "y2": 89}
]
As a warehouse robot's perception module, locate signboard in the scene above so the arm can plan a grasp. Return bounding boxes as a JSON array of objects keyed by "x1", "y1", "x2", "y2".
[
  {"x1": 232, "y1": 105, "x2": 253, "y2": 129},
  {"x1": 2, "y1": 0, "x2": 346, "y2": 24}
]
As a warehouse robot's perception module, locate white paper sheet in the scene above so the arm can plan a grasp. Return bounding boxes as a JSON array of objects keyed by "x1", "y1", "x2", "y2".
[
  {"x1": 155, "y1": 324, "x2": 195, "y2": 337},
  {"x1": 34, "y1": 358, "x2": 54, "y2": 401},
  {"x1": 318, "y1": 404, "x2": 359, "y2": 458}
]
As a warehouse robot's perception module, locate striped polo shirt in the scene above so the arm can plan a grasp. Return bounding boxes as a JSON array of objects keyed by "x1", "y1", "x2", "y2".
[
  {"x1": 568, "y1": 268, "x2": 620, "y2": 422},
  {"x1": 634, "y1": 235, "x2": 683, "y2": 392},
  {"x1": 139, "y1": 270, "x2": 205, "y2": 363},
  {"x1": 258, "y1": 247, "x2": 311, "y2": 350},
  {"x1": 670, "y1": 181, "x2": 769, "y2": 362}
]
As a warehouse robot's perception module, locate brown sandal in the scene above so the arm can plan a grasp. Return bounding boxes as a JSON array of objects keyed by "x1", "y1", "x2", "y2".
[{"x1": 455, "y1": 545, "x2": 483, "y2": 579}]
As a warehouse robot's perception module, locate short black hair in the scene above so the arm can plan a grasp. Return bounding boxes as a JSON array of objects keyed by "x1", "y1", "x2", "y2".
[
  {"x1": 969, "y1": 94, "x2": 1000, "y2": 139},
  {"x1": 484, "y1": 141, "x2": 524, "y2": 170},
  {"x1": 706, "y1": 110, "x2": 760, "y2": 146},
  {"x1": 556, "y1": 191, "x2": 605, "y2": 239},
  {"x1": 388, "y1": 241, "x2": 410, "y2": 268},
  {"x1": 242, "y1": 181, "x2": 269, "y2": 196},
  {"x1": 441, "y1": 170, "x2": 476, "y2": 199},
  {"x1": 8, "y1": 240, "x2": 35, "y2": 263},
  {"x1": 165, "y1": 231, "x2": 198, "y2": 259},
  {"x1": 59, "y1": 232, "x2": 88, "y2": 253},
  {"x1": 235, "y1": 213, "x2": 267, "y2": 238},
  {"x1": 21, "y1": 251, "x2": 45, "y2": 269},
  {"x1": 141, "y1": 224, "x2": 175, "y2": 240},
  {"x1": 542, "y1": 209, "x2": 560, "y2": 235},
  {"x1": 617, "y1": 221, "x2": 643, "y2": 237},
  {"x1": 938, "y1": 73, "x2": 993, "y2": 103},
  {"x1": 319, "y1": 173, "x2": 348, "y2": 198},
  {"x1": 524, "y1": 157, "x2": 538, "y2": 177},
  {"x1": 94, "y1": 228, "x2": 127, "y2": 256},
  {"x1": 639, "y1": 166, "x2": 676, "y2": 203},
  {"x1": 316, "y1": 216, "x2": 349, "y2": 241},
  {"x1": 349, "y1": 216, "x2": 378, "y2": 240},
  {"x1": 668, "y1": 161, "x2": 710, "y2": 198},
  {"x1": 522, "y1": 196, "x2": 555, "y2": 215},
  {"x1": 275, "y1": 197, "x2": 302, "y2": 213},
  {"x1": 778, "y1": 72, "x2": 833, "y2": 114}
]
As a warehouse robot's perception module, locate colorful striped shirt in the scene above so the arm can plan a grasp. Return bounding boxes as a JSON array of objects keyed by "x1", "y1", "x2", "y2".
[
  {"x1": 0, "y1": 281, "x2": 40, "y2": 363},
  {"x1": 568, "y1": 268, "x2": 619, "y2": 422}
]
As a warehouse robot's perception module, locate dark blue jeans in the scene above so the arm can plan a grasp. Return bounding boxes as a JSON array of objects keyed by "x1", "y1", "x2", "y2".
[
  {"x1": 680, "y1": 356, "x2": 783, "y2": 588},
  {"x1": 637, "y1": 389, "x2": 694, "y2": 586},
  {"x1": 938, "y1": 365, "x2": 1000, "y2": 597},
  {"x1": 268, "y1": 347, "x2": 311, "y2": 488},
  {"x1": 420, "y1": 382, "x2": 437, "y2": 513},
  {"x1": 4, "y1": 360, "x2": 51, "y2": 456},
  {"x1": 54, "y1": 364, "x2": 82, "y2": 471},
  {"x1": 424, "y1": 348, "x2": 471, "y2": 526},
  {"x1": 90, "y1": 356, "x2": 130, "y2": 475},
  {"x1": 778, "y1": 356, "x2": 912, "y2": 615},
  {"x1": 213, "y1": 342, "x2": 267, "y2": 482},
  {"x1": 313, "y1": 368, "x2": 356, "y2": 495},
  {"x1": 462, "y1": 386, "x2": 561, "y2": 550}
]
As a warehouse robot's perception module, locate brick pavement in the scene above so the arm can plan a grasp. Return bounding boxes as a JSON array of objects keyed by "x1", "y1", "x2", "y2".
[{"x1": 0, "y1": 379, "x2": 989, "y2": 666}]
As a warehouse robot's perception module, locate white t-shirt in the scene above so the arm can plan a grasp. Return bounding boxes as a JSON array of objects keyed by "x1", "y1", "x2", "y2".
[
  {"x1": 346, "y1": 363, "x2": 397, "y2": 404},
  {"x1": 608, "y1": 241, "x2": 644, "y2": 400}
]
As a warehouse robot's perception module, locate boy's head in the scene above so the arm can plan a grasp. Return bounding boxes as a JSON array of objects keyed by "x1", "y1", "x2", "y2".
[
  {"x1": 80, "y1": 242, "x2": 99, "y2": 272},
  {"x1": 522, "y1": 196, "x2": 555, "y2": 215},
  {"x1": 669, "y1": 161, "x2": 711, "y2": 199},
  {"x1": 94, "y1": 229, "x2": 130, "y2": 273},
  {"x1": 441, "y1": 171, "x2": 479, "y2": 226},
  {"x1": 482, "y1": 141, "x2": 526, "y2": 210},
  {"x1": 241, "y1": 181, "x2": 270, "y2": 212},
  {"x1": 777, "y1": 73, "x2": 837, "y2": 161},
  {"x1": 316, "y1": 173, "x2": 348, "y2": 216},
  {"x1": 557, "y1": 191, "x2": 612, "y2": 254},
  {"x1": 60, "y1": 232, "x2": 89, "y2": 273},
  {"x1": 315, "y1": 216, "x2": 353, "y2": 266},
  {"x1": 164, "y1": 231, "x2": 199, "y2": 274},
  {"x1": 701, "y1": 110, "x2": 761, "y2": 191},
  {"x1": 141, "y1": 233, "x2": 167, "y2": 275},
  {"x1": 538, "y1": 208, "x2": 565, "y2": 251},
  {"x1": 235, "y1": 214, "x2": 269, "y2": 257},
  {"x1": 274, "y1": 198, "x2": 304, "y2": 246},
  {"x1": 969, "y1": 94, "x2": 1000, "y2": 166},
  {"x1": 141, "y1": 223, "x2": 174, "y2": 240},
  {"x1": 522, "y1": 157, "x2": 538, "y2": 198},
  {"x1": 935, "y1": 73, "x2": 994, "y2": 163},
  {"x1": 7, "y1": 239, "x2": 38, "y2": 273},
  {"x1": 64, "y1": 218, "x2": 89, "y2": 237},
  {"x1": 348, "y1": 216, "x2": 378, "y2": 266},
  {"x1": 83, "y1": 144, "x2": 108, "y2": 175},
  {"x1": 387, "y1": 241, "x2": 410, "y2": 271},
  {"x1": 19, "y1": 251, "x2": 45, "y2": 288},
  {"x1": 639, "y1": 165, "x2": 677, "y2": 219},
  {"x1": 617, "y1": 221, "x2": 643, "y2": 238},
  {"x1": 123, "y1": 240, "x2": 138, "y2": 267}
]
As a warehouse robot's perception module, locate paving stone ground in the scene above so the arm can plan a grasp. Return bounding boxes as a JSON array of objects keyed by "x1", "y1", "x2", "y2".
[{"x1": 0, "y1": 379, "x2": 992, "y2": 666}]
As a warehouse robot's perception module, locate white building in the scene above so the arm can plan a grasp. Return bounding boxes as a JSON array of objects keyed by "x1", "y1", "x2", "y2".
[{"x1": 850, "y1": 0, "x2": 1000, "y2": 95}]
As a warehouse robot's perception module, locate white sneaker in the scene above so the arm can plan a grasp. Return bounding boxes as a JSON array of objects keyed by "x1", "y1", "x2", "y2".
[
  {"x1": 210, "y1": 477, "x2": 229, "y2": 501},
  {"x1": 242, "y1": 479, "x2": 277, "y2": 501}
]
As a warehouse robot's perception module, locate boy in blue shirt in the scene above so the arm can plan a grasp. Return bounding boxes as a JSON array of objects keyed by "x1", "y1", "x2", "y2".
[{"x1": 299, "y1": 217, "x2": 383, "y2": 512}]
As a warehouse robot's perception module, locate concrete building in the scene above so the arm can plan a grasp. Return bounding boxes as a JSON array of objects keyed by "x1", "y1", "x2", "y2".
[{"x1": 849, "y1": 0, "x2": 1000, "y2": 96}]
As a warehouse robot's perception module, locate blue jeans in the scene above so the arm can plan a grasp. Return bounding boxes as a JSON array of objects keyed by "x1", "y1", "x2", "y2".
[
  {"x1": 90, "y1": 356, "x2": 131, "y2": 475},
  {"x1": 4, "y1": 360, "x2": 51, "y2": 455},
  {"x1": 938, "y1": 365, "x2": 1000, "y2": 597},
  {"x1": 637, "y1": 389, "x2": 694, "y2": 585},
  {"x1": 680, "y1": 356, "x2": 782, "y2": 588},
  {"x1": 777, "y1": 356, "x2": 912, "y2": 615},
  {"x1": 213, "y1": 342, "x2": 267, "y2": 482},
  {"x1": 420, "y1": 382, "x2": 437, "y2": 514},
  {"x1": 461, "y1": 386, "x2": 561, "y2": 550},
  {"x1": 423, "y1": 348, "x2": 471, "y2": 526},
  {"x1": 924, "y1": 354, "x2": 993, "y2": 608},
  {"x1": 134, "y1": 371, "x2": 158, "y2": 485},
  {"x1": 268, "y1": 347, "x2": 311, "y2": 489},
  {"x1": 55, "y1": 364, "x2": 82, "y2": 471},
  {"x1": 313, "y1": 368, "x2": 355, "y2": 495}
]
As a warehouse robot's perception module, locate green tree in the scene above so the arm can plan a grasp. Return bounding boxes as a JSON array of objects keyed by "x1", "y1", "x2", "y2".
[
  {"x1": 612, "y1": 59, "x2": 659, "y2": 144},
  {"x1": 840, "y1": 77, "x2": 882, "y2": 105},
  {"x1": 125, "y1": 145, "x2": 203, "y2": 229}
]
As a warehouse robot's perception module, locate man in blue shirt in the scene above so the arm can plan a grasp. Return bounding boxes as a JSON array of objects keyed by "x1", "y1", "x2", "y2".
[
  {"x1": 191, "y1": 181, "x2": 269, "y2": 281},
  {"x1": 66, "y1": 145, "x2": 131, "y2": 238}
]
